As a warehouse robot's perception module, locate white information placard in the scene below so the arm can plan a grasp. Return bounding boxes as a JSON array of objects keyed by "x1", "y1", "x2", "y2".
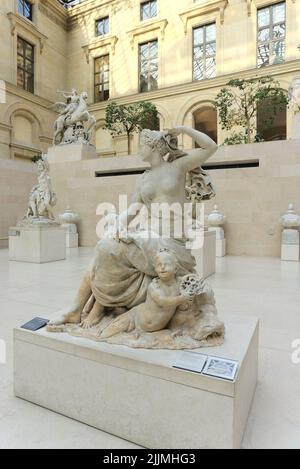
[
  {"x1": 202, "y1": 356, "x2": 238, "y2": 381},
  {"x1": 173, "y1": 351, "x2": 208, "y2": 373}
]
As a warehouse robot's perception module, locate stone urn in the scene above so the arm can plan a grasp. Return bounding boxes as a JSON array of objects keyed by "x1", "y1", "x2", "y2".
[
  {"x1": 207, "y1": 205, "x2": 226, "y2": 227},
  {"x1": 280, "y1": 203, "x2": 300, "y2": 229},
  {"x1": 59, "y1": 206, "x2": 79, "y2": 225}
]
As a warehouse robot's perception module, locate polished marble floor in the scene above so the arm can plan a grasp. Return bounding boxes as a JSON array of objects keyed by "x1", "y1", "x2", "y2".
[{"x1": 0, "y1": 247, "x2": 299, "y2": 449}]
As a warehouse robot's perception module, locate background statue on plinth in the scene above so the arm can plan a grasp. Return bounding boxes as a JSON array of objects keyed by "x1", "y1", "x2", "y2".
[
  {"x1": 48, "y1": 127, "x2": 225, "y2": 349},
  {"x1": 19, "y1": 155, "x2": 58, "y2": 226},
  {"x1": 52, "y1": 89, "x2": 96, "y2": 145}
]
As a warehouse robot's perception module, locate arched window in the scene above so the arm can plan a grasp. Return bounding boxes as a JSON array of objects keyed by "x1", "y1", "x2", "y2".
[
  {"x1": 193, "y1": 106, "x2": 218, "y2": 144},
  {"x1": 14, "y1": 115, "x2": 33, "y2": 145},
  {"x1": 257, "y1": 96, "x2": 286, "y2": 141}
]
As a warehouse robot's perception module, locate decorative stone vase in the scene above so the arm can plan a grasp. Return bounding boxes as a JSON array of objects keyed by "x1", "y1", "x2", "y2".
[
  {"x1": 59, "y1": 206, "x2": 79, "y2": 225},
  {"x1": 280, "y1": 203, "x2": 300, "y2": 229},
  {"x1": 207, "y1": 205, "x2": 226, "y2": 227}
]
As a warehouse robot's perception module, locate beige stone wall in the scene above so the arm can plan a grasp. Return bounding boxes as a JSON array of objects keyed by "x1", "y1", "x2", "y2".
[
  {"x1": 48, "y1": 139, "x2": 300, "y2": 257},
  {"x1": 0, "y1": 158, "x2": 36, "y2": 246}
]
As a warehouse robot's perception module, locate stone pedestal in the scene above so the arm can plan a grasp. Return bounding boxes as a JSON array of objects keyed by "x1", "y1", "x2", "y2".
[
  {"x1": 281, "y1": 229, "x2": 299, "y2": 261},
  {"x1": 66, "y1": 232, "x2": 79, "y2": 248},
  {"x1": 292, "y1": 113, "x2": 300, "y2": 139},
  {"x1": 14, "y1": 315, "x2": 259, "y2": 449},
  {"x1": 209, "y1": 226, "x2": 226, "y2": 258},
  {"x1": 9, "y1": 225, "x2": 66, "y2": 263},
  {"x1": 47, "y1": 144, "x2": 97, "y2": 163},
  {"x1": 192, "y1": 230, "x2": 216, "y2": 278}
]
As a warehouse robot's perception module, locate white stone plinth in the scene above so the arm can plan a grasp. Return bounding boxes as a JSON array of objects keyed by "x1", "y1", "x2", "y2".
[
  {"x1": 216, "y1": 238, "x2": 226, "y2": 257},
  {"x1": 14, "y1": 315, "x2": 258, "y2": 449},
  {"x1": 192, "y1": 230, "x2": 216, "y2": 278},
  {"x1": 208, "y1": 226, "x2": 224, "y2": 240},
  {"x1": 66, "y1": 232, "x2": 78, "y2": 248},
  {"x1": 292, "y1": 113, "x2": 300, "y2": 139},
  {"x1": 9, "y1": 225, "x2": 66, "y2": 263},
  {"x1": 47, "y1": 144, "x2": 97, "y2": 163},
  {"x1": 209, "y1": 227, "x2": 226, "y2": 258},
  {"x1": 281, "y1": 244, "x2": 299, "y2": 261}
]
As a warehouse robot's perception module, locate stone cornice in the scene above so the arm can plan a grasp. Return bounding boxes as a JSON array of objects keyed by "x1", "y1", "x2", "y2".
[
  {"x1": 127, "y1": 18, "x2": 168, "y2": 49},
  {"x1": 179, "y1": 0, "x2": 228, "y2": 32},
  {"x1": 89, "y1": 59, "x2": 300, "y2": 112},
  {"x1": 5, "y1": 81, "x2": 54, "y2": 111},
  {"x1": 67, "y1": 0, "x2": 117, "y2": 30},
  {"x1": 7, "y1": 11, "x2": 48, "y2": 53},
  {"x1": 247, "y1": 0, "x2": 296, "y2": 17},
  {"x1": 38, "y1": 0, "x2": 68, "y2": 31},
  {"x1": 82, "y1": 35, "x2": 119, "y2": 62}
]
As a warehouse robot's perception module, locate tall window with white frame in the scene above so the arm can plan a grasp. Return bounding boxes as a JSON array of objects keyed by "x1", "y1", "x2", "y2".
[
  {"x1": 94, "y1": 55, "x2": 109, "y2": 103},
  {"x1": 257, "y1": 2, "x2": 285, "y2": 68},
  {"x1": 193, "y1": 23, "x2": 216, "y2": 81},
  {"x1": 17, "y1": 36, "x2": 34, "y2": 93},
  {"x1": 140, "y1": 0, "x2": 157, "y2": 21},
  {"x1": 95, "y1": 16, "x2": 109, "y2": 36},
  {"x1": 18, "y1": 0, "x2": 33, "y2": 21},
  {"x1": 139, "y1": 40, "x2": 158, "y2": 93}
]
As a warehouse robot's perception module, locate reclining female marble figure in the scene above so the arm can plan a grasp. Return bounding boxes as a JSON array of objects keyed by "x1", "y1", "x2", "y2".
[{"x1": 48, "y1": 126, "x2": 224, "y2": 347}]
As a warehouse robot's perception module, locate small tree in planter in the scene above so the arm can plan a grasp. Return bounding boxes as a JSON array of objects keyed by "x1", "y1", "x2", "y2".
[
  {"x1": 104, "y1": 101, "x2": 159, "y2": 155},
  {"x1": 214, "y1": 76, "x2": 288, "y2": 145}
]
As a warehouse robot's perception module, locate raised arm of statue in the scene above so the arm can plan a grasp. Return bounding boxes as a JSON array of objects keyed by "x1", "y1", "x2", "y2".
[{"x1": 170, "y1": 126, "x2": 218, "y2": 173}]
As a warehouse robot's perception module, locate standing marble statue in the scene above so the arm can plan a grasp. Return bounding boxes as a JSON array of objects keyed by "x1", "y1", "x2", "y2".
[
  {"x1": 52, "y1": 89, "x2": 96, "y2": 145},
  {"x1": 289, "y1": 77, "x2": 300, "y2": 138},
  {"x1": 289, "y1": 77, "x2": 300, "y2": 115},
  {"x1": 19, "y1": 155, "x2": 58, "y2": 226},
  {"x1": 48, "y1": 127, "x2": 225, "y2": 349}
]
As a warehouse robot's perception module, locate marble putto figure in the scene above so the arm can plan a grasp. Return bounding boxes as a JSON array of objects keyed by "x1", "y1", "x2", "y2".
[
  {"x1": 52, "y1": 89, "x2": 96, "y2": 145},
  {"x1": 19, "y1": 155, "x2": 58, "y2": 226},
  {"x1": 48, "y1": 126, "x2": 225, "y2": 349}
]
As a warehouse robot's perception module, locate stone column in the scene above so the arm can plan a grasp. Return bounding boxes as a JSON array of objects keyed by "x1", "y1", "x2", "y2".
[
  {"x1": 207, "y1": 205, "x2": 226, "y2": 257},
  {"x1": 280, "y1": 203, "x2": 300, "y2": 261}
]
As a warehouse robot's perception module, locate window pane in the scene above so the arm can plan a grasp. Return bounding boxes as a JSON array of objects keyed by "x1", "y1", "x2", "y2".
[
  {"x1": 17, "y1": 38, "x2": 23, "y2": 55},
  {"x1": 193, "y1": 23, "x2": 216, "y2": 81},
  {"x1": 258, "y1": 27, "x2": 270, "y2": 42},
  {"x1": 257, "y1": 3, "x2": 285, "y2": 68},
  {"x1": 18, "y1": 0, "x2": 24, "y2": 15},
  {"x1": 273, "y1": 3, "x2": 285, "y2": 23},
  {"x1": 25, "y1": 73, "x2": 34, "y2": 92},
  {"x1": 96, "y1": 17, "x2": 109, "y2": 36},
  {"x1": 94, "y1": 55, "x2": 109, "y2": 102},
  {"x1": 193, "y1": 27, "x2": 204, "y2": 45},
  {"x1": 272, "y1": 40, "x2": 285, "y2": 64},
  {"x1": 24, "y1": 2, "x2": 31, "y2": 19},
  {"x1": 26, "y1": 44, "x2": 33, "y2": 60},
  {"x1": 141, "y1": 1, "x2": 157, "y2": 21},
  {"x1": 258, "y1": 8, "x2": 270, "y2": 27},
  {"x1": 206, "y1": 42, "x2": 216, "y2": 57},
  {"x1": 25, "y1": 59, "x2": 33, "y2": 72},
  {"x1": 17, "y1": 55, "x2": 24, "y2": 68},
  {"x1": 273, "y1": 23, "x2": 285, "y2": 39},
  {"x1": 17, "y1": 36, "x2": 34, "y2": 92},
  {"x1": 194, "y1": 59, "x2": 204, "y2": 81},
  {"x1": 205, "y1": 57, "x2": 216, "y2": 78},
  {"x1": 206, "y1": 24, "x2": 216, "y2": 42},
  {"x1": 194, "y1": 45, "x2": 204, "y2": 59},
  {"x1": 17, "y1": 68, "x2": 24, "y2": 87},
  {"x1": 257, "y1": 43, "x2": 270, "y2": 67},
  {"x1": 139, "y1": 40, "x2": 158, "y2": 92}
]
